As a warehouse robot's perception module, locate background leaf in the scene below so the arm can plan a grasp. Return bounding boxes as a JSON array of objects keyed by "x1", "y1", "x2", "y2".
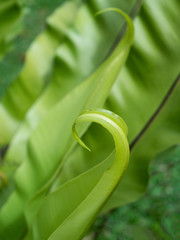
[
  {"x1": 0, "y1": 0, "x2": 81, "y2": 145},
  {"x1": 0, "y1": 0, "x2": 66, "y2": 98},
  {"x1": 0, "y1": 0, "x2": 24, "y2": 59}
]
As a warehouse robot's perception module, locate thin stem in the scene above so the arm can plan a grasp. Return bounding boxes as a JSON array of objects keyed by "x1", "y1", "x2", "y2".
[
  {"x1": 130, "y1": 73, "x2": 180, "y2": 150},
  {"x1": 0, "y1": 144, "x2": 9, "y2": 164},
  {"x1": 105, "y1": 0, "x2": 143, "y2": 60}
]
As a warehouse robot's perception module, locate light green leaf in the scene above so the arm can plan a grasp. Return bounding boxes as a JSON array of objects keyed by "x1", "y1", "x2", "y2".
[
  {"x1": 29, "y1": 109, "x2": 129, "y2": 240},
  {"x1": 0, "y1": 8, "x2": 133, "y2": 239}
]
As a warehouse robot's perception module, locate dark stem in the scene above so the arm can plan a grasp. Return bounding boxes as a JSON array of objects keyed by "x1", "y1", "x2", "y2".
[
  {"x1": 130, "y1": 73, "x2": 180, "y2": 150},
  {"x1": 0, "y1": 144, "x2": 9, "y2": 164},
  {"x1": 105, "y1": 0, "x2": 143, "y2": 60},
  {"x1": 19, "y1": 228, "x2": 28, "y2": 240}
]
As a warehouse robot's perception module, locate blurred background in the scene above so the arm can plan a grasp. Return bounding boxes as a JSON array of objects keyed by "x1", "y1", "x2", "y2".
[{"x1": 0, "y1": 0, "x2": 179, "y2": 239}]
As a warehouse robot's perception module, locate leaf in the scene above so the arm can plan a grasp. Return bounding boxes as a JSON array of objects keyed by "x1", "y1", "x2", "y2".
[
  {"x1": 0, "y1": 0, "x2": 136, "y2": 146},
  {"x1": 0, "y1": 0, "x2": 24, "y2": 59},
  {"x1": 0, "y1": 0, "x2": 81, "y2": 145},
  {"x1": 0, "y1": 8, "x2": 133, "y2": 239},
  {"x1": 28, "y1": 109, "x2": 129, "y2": 240},
  {"x1": 54, "y1": 0, "x2": 180, "y2": 211}
]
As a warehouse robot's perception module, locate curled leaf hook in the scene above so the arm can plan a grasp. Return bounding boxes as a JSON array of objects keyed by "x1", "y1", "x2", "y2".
[{"x1": 73, "y1": 108, "x2": 130, "y2": 180}]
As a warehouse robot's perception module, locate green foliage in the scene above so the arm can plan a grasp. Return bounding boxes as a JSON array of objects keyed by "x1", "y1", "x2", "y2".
[
  {"x1": 57, "y1": 0, "x2": 180, "y2": 212},
  {"x1": 0, "y1": 0, "x2": 25, "y2": 59},
  {"x1": 0, "y1": 2, "x2": 134, "y2": 239},
  {"x1": 0, "y1": 0, "x2": 81, "y2": 143},
  {"x1": 0, "y1": 0, "x2": 180, "y2": 239}
]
